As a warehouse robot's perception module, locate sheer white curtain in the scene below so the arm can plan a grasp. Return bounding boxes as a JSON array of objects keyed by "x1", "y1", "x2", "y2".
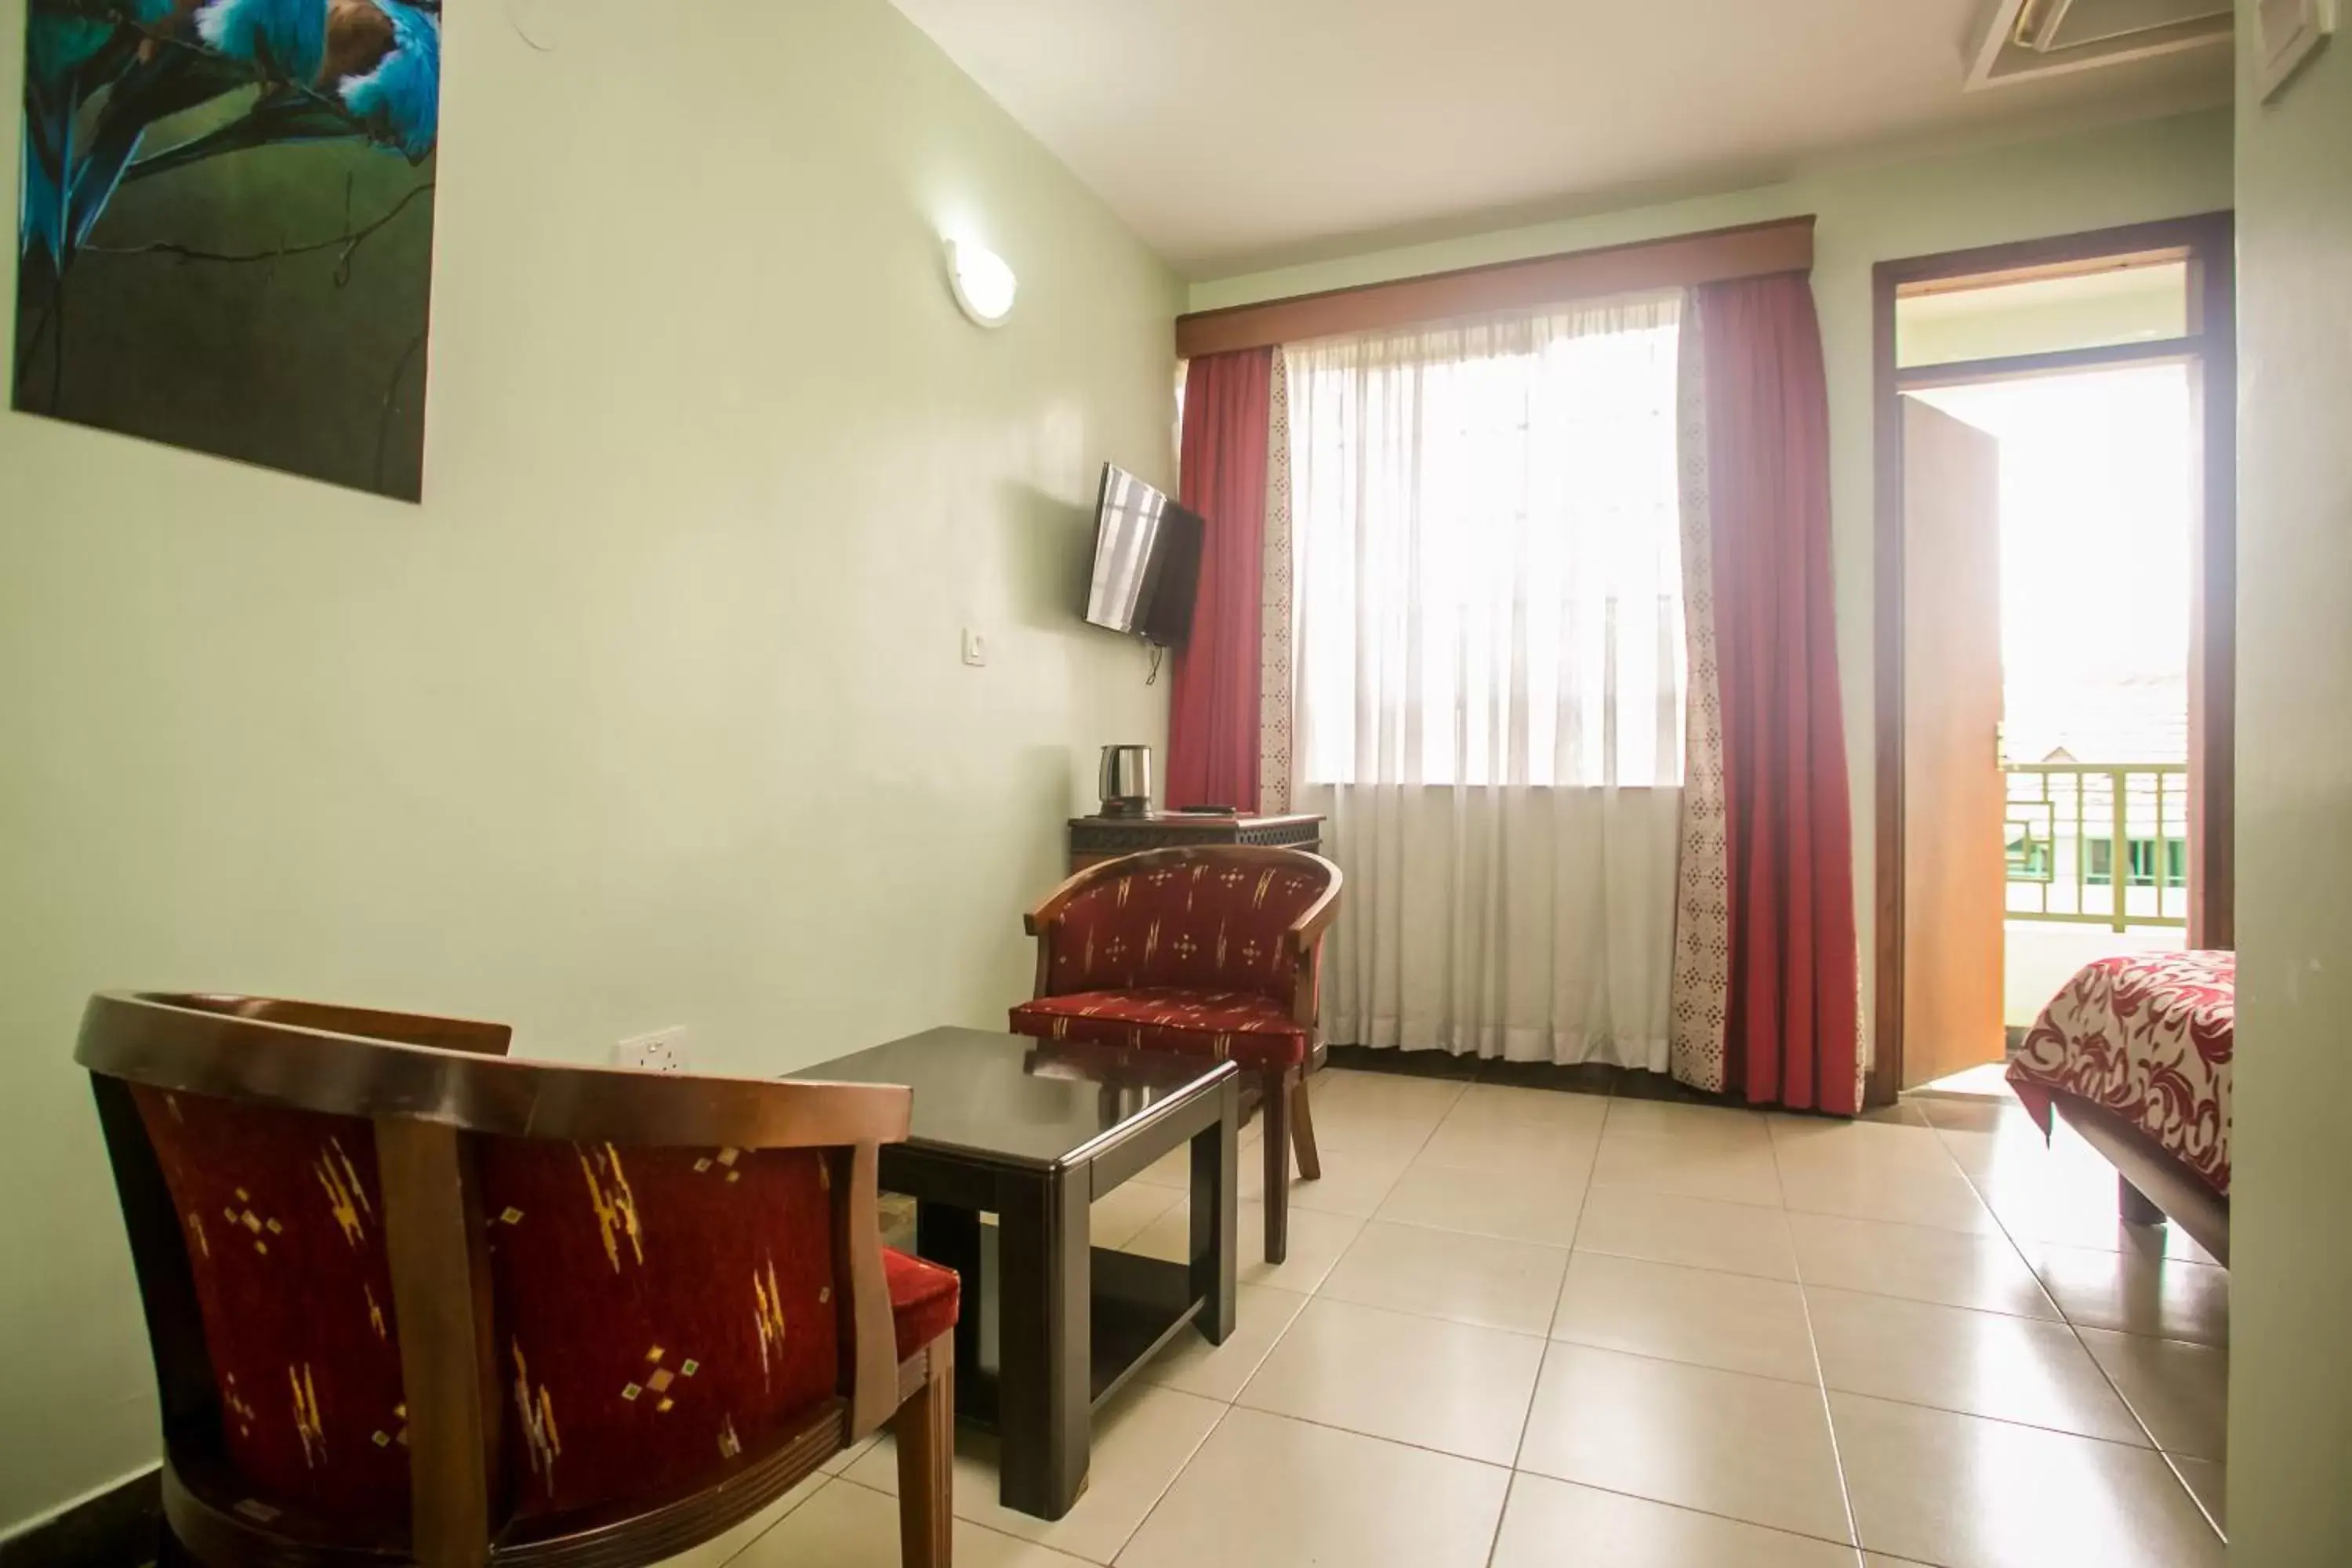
[{"x1": 1285, "y1": 295, "x2": 1686, "y2": 1065}]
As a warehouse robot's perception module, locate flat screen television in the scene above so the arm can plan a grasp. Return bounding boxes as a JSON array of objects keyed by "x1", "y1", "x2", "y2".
[{"x1": 1083, "y1": 463, "x2": 1203, "y2": 646}]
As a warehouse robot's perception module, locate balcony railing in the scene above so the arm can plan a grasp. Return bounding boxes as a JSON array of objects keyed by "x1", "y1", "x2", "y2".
[{"x1": 2005, "y1": 763, "x2": 2189, "y2": 931}]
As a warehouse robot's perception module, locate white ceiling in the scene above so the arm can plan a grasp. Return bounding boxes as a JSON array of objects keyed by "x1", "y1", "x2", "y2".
[{"x1": 887, "y1": 0, "x2": 2230, "y2": 276}]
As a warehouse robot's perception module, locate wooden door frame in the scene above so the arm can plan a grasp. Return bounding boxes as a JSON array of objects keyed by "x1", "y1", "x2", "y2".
[{"x1": 1867, "y1": 212, "x2": 2236, "y2": 1107}]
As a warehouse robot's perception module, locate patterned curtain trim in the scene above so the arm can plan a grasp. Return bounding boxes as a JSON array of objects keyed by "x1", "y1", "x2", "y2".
[
  {"x1": 1857, "y1": 948, "x2": 1871, "y2": 1107},
  {"x1": 1668, "y1": 294, "x2": 1733, "y2": 1094},
  {"x1": 1258, "y1": 350, "x2": 1296, "y2": 814}
]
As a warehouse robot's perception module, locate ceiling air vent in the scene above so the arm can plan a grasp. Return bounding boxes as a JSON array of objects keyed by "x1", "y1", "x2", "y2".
[{"x1": 1966, "y1": 0, "x2": 2232, "y2": 87}]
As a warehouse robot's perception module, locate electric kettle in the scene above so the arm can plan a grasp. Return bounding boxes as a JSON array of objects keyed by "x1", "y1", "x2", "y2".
[{"x1": 1098, "y1": 745, "x2": 1155, "y2": 817}]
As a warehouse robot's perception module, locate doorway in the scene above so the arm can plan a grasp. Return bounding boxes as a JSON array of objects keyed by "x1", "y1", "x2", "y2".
[{"x1": 1869, "y1": 216, "x2": 2236, "y2": 1103}]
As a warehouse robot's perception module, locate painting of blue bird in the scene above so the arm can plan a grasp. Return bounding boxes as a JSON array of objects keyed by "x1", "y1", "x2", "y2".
[{"x1": 13, "y1": 0, "x2": 443, "y2": 499}]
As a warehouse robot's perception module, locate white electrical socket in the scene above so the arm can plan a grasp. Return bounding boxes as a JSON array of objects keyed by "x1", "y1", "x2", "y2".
[{"x1": 616, "y1": 1025, "x2": 691, "y2": 1073}]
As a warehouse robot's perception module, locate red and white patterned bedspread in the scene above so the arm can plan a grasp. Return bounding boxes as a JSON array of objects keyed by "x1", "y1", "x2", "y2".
[{"x1": 2008, "y1": 950, "x2": 2234, "y2": 1196}]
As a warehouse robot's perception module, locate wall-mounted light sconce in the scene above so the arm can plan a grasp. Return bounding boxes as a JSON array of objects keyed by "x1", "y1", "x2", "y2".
[{"x1": 946, "y1": 238, "x2": 1018, "y2": 329}]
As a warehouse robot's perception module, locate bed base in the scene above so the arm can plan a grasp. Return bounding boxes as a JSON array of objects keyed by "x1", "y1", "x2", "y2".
[{"x1": 2046, "y1": 1091, "x2": 2230, "y2": 1266}]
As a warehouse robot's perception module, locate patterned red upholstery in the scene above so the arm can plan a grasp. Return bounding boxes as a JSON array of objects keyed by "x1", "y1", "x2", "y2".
[
  {"x1": 473, "y1": 1136, "x2": 844, "y2": 1518},
  {"x1": 1011, "y1": 855, "x2": 1332, "y2": 1073},
  {"x1": 129, "y1": 1084, "x2": 953, "y2": 1534},
  {"x1": 1042, "y1": 859, "x2": 1330, "y2": 1004},
  {"x1": 133, "y1": 1087, "x2": 411, "y2": 1532},
  {"x1": 1010, "y1": 988, "x2": 1310, "y2": 1070},
  {"x1": 884, "y1": 1248, "x2": 959, "y2": 1360}
]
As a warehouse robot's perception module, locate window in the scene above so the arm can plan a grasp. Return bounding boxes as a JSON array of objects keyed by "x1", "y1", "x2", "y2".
[
  {"x1": 2086, "y1": 837, "x2": 2189, "y2": 890},
  {"x1": 1288, "y1": 296, "x2": 1686, "y2": 788},
  {"x1": 1895, "y1": 258, "x2": 2190, "y2": 368}
]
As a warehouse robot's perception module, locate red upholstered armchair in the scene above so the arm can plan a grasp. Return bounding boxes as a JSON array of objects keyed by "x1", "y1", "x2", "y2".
[
  {"x1": 78, "y1": 993, "x2": 960, "y2": 1568},
  {"x1": 1010, "y1": 846, "x2": 1342, "y2": 1263}
]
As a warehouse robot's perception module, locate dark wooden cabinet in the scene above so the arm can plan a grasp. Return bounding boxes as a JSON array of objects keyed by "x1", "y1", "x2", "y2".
[{"x1": 1066, "y1": 812, "x2": 1324, "y2": 873}]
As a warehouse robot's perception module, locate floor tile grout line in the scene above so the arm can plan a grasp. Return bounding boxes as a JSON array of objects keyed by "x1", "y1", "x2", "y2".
[
  {"x1": 1312, "y1": 1281, "x2": 1562, "y2": 1341},
  {"x1": 1479, "y1": 1468, "x2": 1523, "y2": 1568},
  {"x1": 2158, "y1": 1450, "x2": 2229, "y2": 1543},
  {"x1": 1305, "y1": 1200, "x2": 2119, "y2": 1337},
  {"x1": 1924, "y1": 1126, "x2": 2229, "y2": 1549},
  {"x1": 1945, "y1": 1124, "x2": 2229, "y2": 1526},
  {"x1": 709, "y1": 1465, "x2": 832, "y2": 1567},
  {"x1": 1499, "y1": 1468, "x2": 1882, "y2": 1561},
  {"x1": 1072, "y1": 1072, "x2": 2216, "y2": 1558},
  {"x1": 1208, "y1": 1079, "x2": 1534, "y2": 1484},
  {"x1": 1497, "y1": 1316, "x2": 1559, "y2": 1494},
  {"x1": 1537, "y1": 1104, "x2": 1610, "y2": 1341},
  {"x1": 1176, "y1": 1081, "x2": 2201, "y2": 1568},
  {"x1": 1226, "y1": 1394, "x2": 1526, "y2": 1472},
  {"x1": 1941, "y1": 1117, "x2": 2224, "y2": 1265},
  {"x1": 1799, "y1": 1276, "x2": 2085, "y2": 1329},
  {"x1": 851, "y1": 1396, "x2": 1931, "y2": 1568},
  {"x1": 1951, "y1": 1159, "x2": 2227, "y2": 1337},
  {"x1": 822, "y1": 1471, "x2": 1110, "y2": 1566},
  {"x1": 1167, "y1": 1402, "x2": 1896, "y2": 1566},
  {"x1": 1567, "y1": 1234, "x2": 1800, "y2": 1283},
  {"x1": 1280, "y1": 1176, "x2": 2194, "y2": 1341},
  {"x1": 1826, "y1": 1388, "x2": 2228, "y2": 1545},
  {"x1": 1094, "y1": 1398, "x2": 1234, "y2": 1566},
  {"x1": 1559, "y1": 1100, "x2": 1609, "y2": 1253},
  {"x1": 1526, "y1": 1322, "x2": 2175, "y2": 1452},
  {"x1": 1559, "y1": 1234, "x2": 2086, "y2": 1326},
  {"x1": 1299, "y1": 1076, "x2": 1454, "y2": 1301},
  {"x1": 885, "y1": 1095, "x2": 2205, "y2": 1563},
  {"x1": 1782, "y1": 1134, "x2": 1868, "y2": 1558},
  {"x1": 1959, "y1": 1152, "x2": 2227, "y2": 1540},
  {"x1": 1370, "y1": 1209, "x2": 1585, "y2": 1250},
  {"x1": 1587, "y1": 1174, "x2": 1786, "y2": 1213},
  {"x1": 1824, "y1": 1361, "x2": 2179, "y2": 1452},
  {"x1": 1178, "y1": 1260, "x2": 1317, "y2": 1406},
  {"x1": 1164, "y1": 1101, "x2": 2213, "y2": 1345},
  {"x1": 825, "y1": 1395, "x2": 1230, "y2": 1567},
  {"x1": 1861, "y1": 1136, "x2": 2216, "y2": 1545}
]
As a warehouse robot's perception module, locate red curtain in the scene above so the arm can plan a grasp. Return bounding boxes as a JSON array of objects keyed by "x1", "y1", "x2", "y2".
[
  {"x1": 1167, "y1": 348, "x2": 1275, "y2": 811},
  {"x1": 1700, "y1": 275, "x2": 1862, "y2": 1114}
]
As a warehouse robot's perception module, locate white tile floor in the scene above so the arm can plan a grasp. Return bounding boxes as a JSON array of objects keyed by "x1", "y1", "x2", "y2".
[{"x1": 671, "y1": 1069, "x2": 2229, "y2": 1568}]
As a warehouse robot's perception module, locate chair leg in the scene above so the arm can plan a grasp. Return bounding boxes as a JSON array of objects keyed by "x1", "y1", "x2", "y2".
[
  {"x1": 895, "y1": 1335, "x2": 955, "y2": 1568},
  {"x1": 1290, "y1": 1071, "x2": 1322, "y2": 1183},
  {"x1": 1262, "y1": 1066, "x2": 1293, "y2": 1265}
]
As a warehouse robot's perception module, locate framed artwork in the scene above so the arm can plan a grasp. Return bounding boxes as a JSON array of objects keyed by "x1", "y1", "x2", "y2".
[
  {"x1": 14, "y1": 2, "x2": 442, "y2": 501},
  {"x1": 2258, "y1": 0, "x2": 2337, "y2": 100}
]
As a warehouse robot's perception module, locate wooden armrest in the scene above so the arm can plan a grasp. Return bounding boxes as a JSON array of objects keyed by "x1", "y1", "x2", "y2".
[
  {"x1": 1287, "y1": 858, "x2": 1345, "y2": 956},
  {"x1": 77, "y1": 993, "x2": 913, "y2": 1151},
  {"x1": 165, "y1": 993, "x2": 514, "y2": 1056},
  {"x1": 1028, "y1": 848, "x2": 1346, "y2": 939}
]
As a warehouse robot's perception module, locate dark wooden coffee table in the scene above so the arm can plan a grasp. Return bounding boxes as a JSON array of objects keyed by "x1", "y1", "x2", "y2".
[{"x1": 794, "y1": 1025, "x2": 1238, "y2": 1520}]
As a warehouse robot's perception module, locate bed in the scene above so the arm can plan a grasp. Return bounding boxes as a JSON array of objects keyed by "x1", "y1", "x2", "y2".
[{"x1": 2005, "y1": 949, "x2": 2234, "y2": 1265}]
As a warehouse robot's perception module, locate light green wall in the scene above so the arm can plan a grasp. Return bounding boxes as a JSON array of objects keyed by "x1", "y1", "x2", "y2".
[
  {"x1": 2227, "y1": 4, "x2": 2352, "y2": 1559},
  {"x1": 1193, "y1": 110, "x2": 2236, "y2": 1048},
  {"x1": 0, "y1": 0, "x2": 1178, "y2": 1533}
]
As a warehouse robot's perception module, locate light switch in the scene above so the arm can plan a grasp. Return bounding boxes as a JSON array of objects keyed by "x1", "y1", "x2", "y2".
[{"x1": 962, "y1": 629, "x2": 989, "y2": 667}]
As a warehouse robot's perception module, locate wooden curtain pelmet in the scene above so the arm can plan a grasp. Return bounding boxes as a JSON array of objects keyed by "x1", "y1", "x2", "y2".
[{"x1": 1174, "y1": 216, "x2": 1816, "y2": 358}]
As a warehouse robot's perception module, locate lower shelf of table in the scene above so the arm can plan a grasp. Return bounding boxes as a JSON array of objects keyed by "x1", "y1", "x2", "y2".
[{"x1": 958, "y1": 1246, "x2": 1207, "y2": 1431}]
